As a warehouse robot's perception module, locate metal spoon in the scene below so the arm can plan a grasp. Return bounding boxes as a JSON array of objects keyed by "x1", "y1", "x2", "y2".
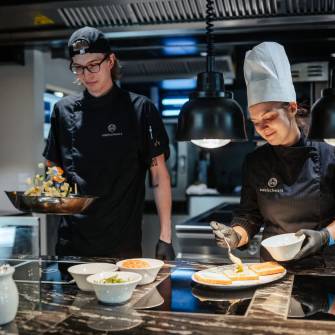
[{"x1": 221, "y1": 234, "x2": 243, "y2": 269}]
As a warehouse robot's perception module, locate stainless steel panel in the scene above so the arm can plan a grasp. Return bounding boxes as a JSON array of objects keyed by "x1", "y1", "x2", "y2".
[
  {"x1": 1, "y1": 1, "x2": 335, "y2": 43},
  {"x1": 175, "y1": 202, "x2": 263, "y2": 262}
]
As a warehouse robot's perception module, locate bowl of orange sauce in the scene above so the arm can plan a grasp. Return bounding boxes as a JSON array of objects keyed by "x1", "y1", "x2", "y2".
[{"x1": 116, "y1": 258, "x2": 164, "y2": 285}]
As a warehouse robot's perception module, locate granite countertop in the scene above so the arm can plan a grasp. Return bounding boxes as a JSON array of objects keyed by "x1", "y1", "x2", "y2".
[{"x1": 1, "y1": 255, "x2": 335, "y2": 334}]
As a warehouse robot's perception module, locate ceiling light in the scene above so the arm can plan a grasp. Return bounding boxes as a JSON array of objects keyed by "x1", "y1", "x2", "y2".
[
  {"x1": 176, "y1": 0, "x2": 247, "y2": 149},
  {"x1": 308, "y1": 68, "x2": 335, "y2": 145}
]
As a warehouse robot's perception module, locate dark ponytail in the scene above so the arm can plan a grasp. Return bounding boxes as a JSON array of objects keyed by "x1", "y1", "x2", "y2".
[
  {"x1": 282, "y1": 102, "x2": 311, "y2": 136},
  {"x1": 295, "y1": 103, "x2": 311, "y2": 136}
]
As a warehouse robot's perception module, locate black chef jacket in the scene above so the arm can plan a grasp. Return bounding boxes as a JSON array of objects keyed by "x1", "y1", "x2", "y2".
[
  {"x1": 231, "y1": 132, "x2": 335, "y2": 260},
  {"x1": 43, "y1": 84, "x2": 169, "y2": 257}
]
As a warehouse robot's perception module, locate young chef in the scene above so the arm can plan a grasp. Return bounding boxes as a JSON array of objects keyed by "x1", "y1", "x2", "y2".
[
  {"x1": 43, "y1": 26, "x2": 175, "y2": 260},
  {"x1": 211, "y1": 42, "x2": 335, "y2": 261}
]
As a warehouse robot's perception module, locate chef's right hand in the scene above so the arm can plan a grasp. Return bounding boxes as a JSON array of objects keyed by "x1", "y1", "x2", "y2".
[{"x1": 210, "y1": 221, "x2": 242, "y2": 250}]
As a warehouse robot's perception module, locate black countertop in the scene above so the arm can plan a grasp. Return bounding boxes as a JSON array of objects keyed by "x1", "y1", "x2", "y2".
[{"x1": 2, "y1": 255, "x2": 335, "y2": 334}]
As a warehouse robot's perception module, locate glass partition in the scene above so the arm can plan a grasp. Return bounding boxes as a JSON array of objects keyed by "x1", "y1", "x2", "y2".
[{"x1": 0, "y1": 217, "x2": 40, "y2": 259}]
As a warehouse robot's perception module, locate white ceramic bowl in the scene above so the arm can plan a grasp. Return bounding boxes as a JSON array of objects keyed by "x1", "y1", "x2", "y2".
[
  {"x1": 116, "y1": 258, "x2": 164, "y2": 285},
  {"x1": 86, "y1": 271, "x2": 142, "y2": 304},
  {"x1": 261, "y1": 233, "x2": 305, "y2": 261},
  {"x1": 68, "y1": 263, "x2": 118, "y2": 291}
]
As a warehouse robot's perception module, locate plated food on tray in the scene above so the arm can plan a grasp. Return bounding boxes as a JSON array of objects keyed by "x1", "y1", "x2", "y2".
[{"x1": 192, "y1": 261, "x2": 286, "y2": 290}]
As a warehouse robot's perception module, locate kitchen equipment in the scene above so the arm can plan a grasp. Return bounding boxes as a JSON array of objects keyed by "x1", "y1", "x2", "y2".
[
  {"x1": 86, "y1": 271, "x2": 142, "y2": 304},
  {"x1": 68, "y1": 263, "x2": 118, "y2": 291},
  {"x1": 5, "y1": 191, "x2": 97, "y2": 215},
  {"x1": 261, "y1": 233, "x2": 305, "y2": 261},
  {"x1": 0, "y1": 265, "x2": 19, "y2": 325},
  {"x1": 176, "y1": 0, "x2": 247, "y2": 148},
  {"x1": 0, "y1": 217, "x2": 40, "y2": 258},
  {"x1": 192, "y1": 264, "x2": 287, "y2": 290},
  {"x1": 116, "y1": 258, "x2": 164, "y2": 285}
]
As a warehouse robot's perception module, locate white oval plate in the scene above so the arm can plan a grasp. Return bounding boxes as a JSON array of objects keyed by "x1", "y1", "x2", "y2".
[{"x1": 192, "y1": 263, "x2": 287, "y2": 290}]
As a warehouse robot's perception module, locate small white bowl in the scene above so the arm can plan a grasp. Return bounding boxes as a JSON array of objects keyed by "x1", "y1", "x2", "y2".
[
  {"x1": 86, "y1": 271, "x2": 142, "y2": 304},
  {"x1": 261, "y1": 233, "x2": 305, "y2": 261},
  {"x1": 116, "y1": 258, "x2": 164, "y2": 285},
  {"x1": 68, "y1": 263, "x2": 118, "y2": 291}
]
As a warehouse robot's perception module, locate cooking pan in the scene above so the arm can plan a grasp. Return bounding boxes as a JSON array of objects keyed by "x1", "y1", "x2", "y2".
[{"x1": 5, "y1": 191, "x2": 97, "y2": 215}]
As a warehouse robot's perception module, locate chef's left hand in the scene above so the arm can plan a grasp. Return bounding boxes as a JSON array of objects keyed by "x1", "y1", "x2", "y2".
[
  {"x1": 155, "y1": 240, "x2": 175, "y2": 260},
  {"x1": 294, "y1": 229, "x2": 329, "y2": 260}
]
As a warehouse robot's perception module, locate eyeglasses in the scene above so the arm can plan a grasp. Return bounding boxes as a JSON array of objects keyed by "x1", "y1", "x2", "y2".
[{"x1": 70, "y1": 54, "x2": 109, "y2": 75}]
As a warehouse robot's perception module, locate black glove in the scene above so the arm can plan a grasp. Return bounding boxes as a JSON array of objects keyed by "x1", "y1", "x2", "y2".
[
  {"x1": 155, "y1": 240, "x2": 175, "y2": 260},
  {"x1": 294, "y1": 229, "x2": 329, "y2": 260},
  {"x1": 210, "y1": 221, "x2": 241, "y2": 250}
]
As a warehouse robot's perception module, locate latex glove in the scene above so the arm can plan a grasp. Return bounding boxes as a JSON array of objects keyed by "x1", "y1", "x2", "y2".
[
  {"x1": 155, "y1": 240, "x2": 175, "y2": 260},
  {"x1": 294, "y1": 229, "x2": 329, "y2": 260},
  {"x1": 210, "y1": 221, "x2": 241, "y2": 250}
]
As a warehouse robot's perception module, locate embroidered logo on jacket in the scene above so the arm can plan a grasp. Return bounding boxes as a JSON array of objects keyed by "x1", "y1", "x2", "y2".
[
  {"x1": 102, "y1": 123, "x2": 123, "y2": 137},
  {"x1": 268, "y1": 177, "x2": 278, "y2": 188},
  {"x1": 259, "y1": 177, "x2": 283, "y2": 193},
  {"x1": 107, "y1": 123, "x2": 117, "y2": 133}
]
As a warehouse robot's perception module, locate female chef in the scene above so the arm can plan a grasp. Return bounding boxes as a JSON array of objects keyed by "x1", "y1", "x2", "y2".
[{"x1": 211, "y1": 42, "x2": 335, "y2": 261}]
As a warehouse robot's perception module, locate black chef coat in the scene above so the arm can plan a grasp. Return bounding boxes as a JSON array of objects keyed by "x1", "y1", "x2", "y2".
[
  {"x1": 43, "y1": 84, "x2": 169, "y2": 257},
  {"x1": 231, "y1": 132, "x2": 335, "y2": 260}
]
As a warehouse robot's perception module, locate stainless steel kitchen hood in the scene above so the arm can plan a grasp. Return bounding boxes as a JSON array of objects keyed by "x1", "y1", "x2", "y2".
[
  {"x1": 1, "y1": 0, "x2": 335, "y2": 45},
  {"x1": 121, "y1": 55, "x2": 235, "y2": 82}
]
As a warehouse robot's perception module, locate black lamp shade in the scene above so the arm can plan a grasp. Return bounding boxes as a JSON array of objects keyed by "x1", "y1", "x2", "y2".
[
  {"x1": 176, "y1": 94, "x2": 247, "y2": 141},
  {"x1": 175, "y1": 0, "x2": 247, "y2": 145},
  {"x1": 308, "y1": 88, "x2": 335, "y2": 140}
]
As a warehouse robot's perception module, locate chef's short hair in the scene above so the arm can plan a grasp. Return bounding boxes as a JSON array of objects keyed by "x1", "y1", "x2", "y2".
[{"x1": 111, "y1": 56, "x2": 122, "y2": 81}]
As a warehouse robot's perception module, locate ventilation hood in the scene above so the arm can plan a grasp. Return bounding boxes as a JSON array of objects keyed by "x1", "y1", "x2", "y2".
[
  {"x1": 291, "y1": 62, "x2": 329, "y2": 82},
  {"x1": 1, "y1": 0, "x2": 335, "y2": 45},
  {"x1": 121, "y1": 55, "x2": 235, "y2": 82}
]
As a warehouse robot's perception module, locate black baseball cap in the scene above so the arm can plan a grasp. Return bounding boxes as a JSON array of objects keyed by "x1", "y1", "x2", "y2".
[{"x1": 68, "y1": 26, "x2": 111, "y2": 58}]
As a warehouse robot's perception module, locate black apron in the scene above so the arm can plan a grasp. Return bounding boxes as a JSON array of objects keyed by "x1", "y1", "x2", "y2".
[
  {"x1": 256, "y1": 143, "x2": 335, "y2": 261},
  {"x1": 56, "y1": 88, "x2": 146, "y2": 257}
]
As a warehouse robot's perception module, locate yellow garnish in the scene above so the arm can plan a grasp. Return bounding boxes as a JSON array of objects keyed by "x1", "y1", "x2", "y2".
[{"x1": 235, "y1": 263, "x2": 244, "y2": 273}]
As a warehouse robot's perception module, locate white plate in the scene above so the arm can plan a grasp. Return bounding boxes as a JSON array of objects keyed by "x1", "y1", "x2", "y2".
[{"x1": 192, "y1": 263, "x2": 287, "y2": 290}]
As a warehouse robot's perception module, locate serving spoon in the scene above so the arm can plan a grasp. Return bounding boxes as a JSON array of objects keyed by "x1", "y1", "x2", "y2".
[{"x1": 221, "y1": 234, "x2": 243, "y2": 272}]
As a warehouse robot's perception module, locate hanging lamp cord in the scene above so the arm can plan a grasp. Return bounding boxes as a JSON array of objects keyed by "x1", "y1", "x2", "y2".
[{"x1": 206, "y1": 0, "x2": 215, "y2": 73}]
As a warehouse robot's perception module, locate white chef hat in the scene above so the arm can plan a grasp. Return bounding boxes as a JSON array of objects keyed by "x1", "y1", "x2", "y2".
[{"x1": 244, "y1": 42, "x2": 296, "y2": 108}]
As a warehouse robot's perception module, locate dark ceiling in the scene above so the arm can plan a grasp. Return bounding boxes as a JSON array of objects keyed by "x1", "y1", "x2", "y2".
[{"x1": 1, "y1": 0, "x2": 335, "y2": 70}]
